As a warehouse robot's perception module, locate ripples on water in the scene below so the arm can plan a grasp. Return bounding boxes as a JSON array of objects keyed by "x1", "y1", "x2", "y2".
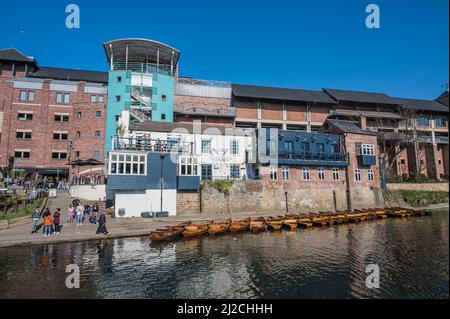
[{"x1": 0, "y1": 211, "x2": 448, "y2": 299}]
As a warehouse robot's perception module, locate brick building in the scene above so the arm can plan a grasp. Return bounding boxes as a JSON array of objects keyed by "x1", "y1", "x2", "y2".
[
  {"x1": 1, "y1": 41, "x2": 448, "y2": 188},
  {"x1": 0, "y1": 48, "x2": 107, "y2": 181}
]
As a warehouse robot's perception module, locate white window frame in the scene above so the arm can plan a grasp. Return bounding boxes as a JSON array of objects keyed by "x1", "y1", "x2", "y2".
[
  {"x1": 201, "y1": 139, "x2": 212, "y2": 154},
  {"x1": 18, "y1": 112, "x2": 33, "y2": 121},
  {"x1": 19, "y1": 90, "x2": 27, "y2": 102},
  {"x1": 109, "y1": 153, "x2": 147, "y2": 176},
  {"x1": 269, "y1": 166, "x2": 278, "y2": 181},
  {"x1": 318, "y1": 167, "x2": 325, "y2": 180},
  {"x1": 360, "y1": 144, "x2": 375, "y2": 156},
  {"x1": 368, "y1": 169, "x2": 374, "y2": 181},
  {"x1": 302, "y1": 168, "x2": 310, "y2": 181},
  {"x1": 230, "y1": 139, "x2": 239, "y2": 155},
  {"x1": 16, "y1": 130, "x2": 32, "y2": 139},
  {"x1": 53, "y1": 132, "x2": 68, "y2": 140},
  {"x1": 14, "y1": 150, "x2": 30, "y2": 159},
  {"x1": 52, "y1": 152, "x2": 67, "y2": 160},
  {"x1": 355, "y1": 169, "x2": 361, "y2": 182},
  {"x1": 282, "y1": 166, "x2": 289, "y2": 181},
  {"x1": 332, "y1": 168, "x2": 339, "y2": 181},
  {"x1": 179, "y1": 157, "x2": 199, "y2": 176}
]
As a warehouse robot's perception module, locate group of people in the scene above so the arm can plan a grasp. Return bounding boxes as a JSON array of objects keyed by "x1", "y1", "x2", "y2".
[
  {"x1": 31, "y1": 207, "x2": 61, "y2": 237},
  {"x1": 31, "y1": 199, "x2": 110, "y2": 237}
]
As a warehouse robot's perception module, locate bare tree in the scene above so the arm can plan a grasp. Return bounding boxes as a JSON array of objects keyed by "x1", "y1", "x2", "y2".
[{"x1": 373, "y1": 107, "x2": 421, "y2": 178}]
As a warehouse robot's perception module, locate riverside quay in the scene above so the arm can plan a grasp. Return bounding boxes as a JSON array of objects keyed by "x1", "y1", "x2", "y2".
[{"x1": 0, "y1": 39, "x2": 448, "y2": 216}]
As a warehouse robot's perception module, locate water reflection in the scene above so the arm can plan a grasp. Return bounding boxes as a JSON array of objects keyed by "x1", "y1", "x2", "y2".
[{"x1": 0, "y1": 211, "x2": 448, "y2": 299}]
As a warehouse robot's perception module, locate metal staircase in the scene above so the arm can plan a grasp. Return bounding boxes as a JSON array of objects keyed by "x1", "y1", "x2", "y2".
[
  {"x1": 131, "y1": 87, "x2": 151, "y2": 108},
  {"x1": 130, "y1": 109, "x2": 151, "y2": 122}
]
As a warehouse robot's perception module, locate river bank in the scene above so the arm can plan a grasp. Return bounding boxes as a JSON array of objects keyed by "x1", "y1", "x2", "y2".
[{"x1": 0, "y1": 202, "x2": 447, "y2": 249}]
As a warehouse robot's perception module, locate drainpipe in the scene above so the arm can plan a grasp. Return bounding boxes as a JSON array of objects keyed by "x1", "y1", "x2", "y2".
[
  {"x1": 285, "y1": 191, "x2": 289, "y2": 214},
  {"x1": 333, "y1": 189, "x2": 337, "y2": 212}
]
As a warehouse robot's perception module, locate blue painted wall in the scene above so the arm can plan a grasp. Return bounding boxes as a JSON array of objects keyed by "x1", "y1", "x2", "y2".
[
  {"x1": 259, "y1": 129, "x2": 349, "y2": 166},
  {"x1": 105, "y1": 70, "x2": 131, "y2": 152},
  {"x1": 151, "y1": 73, "x2": 174, "y2": 122},
  {"x1": 107, "y1": 153, "x2": 200, "y2": 191}
]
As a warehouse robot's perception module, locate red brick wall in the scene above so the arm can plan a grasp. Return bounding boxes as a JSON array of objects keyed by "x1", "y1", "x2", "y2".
[
  {"x1": 174, "y1": 95, "x2": 230, "y2": 108},
  {"x1": 345, "y1": 133, "x2": 381, "y2": 189},
  {"x1": 234, "y1": 97, "x2": 257, "y2": 119},
  {"x1": 0, "y1": 77, "x2": 106, "y2": 172},
  {"x1": 260, "y1": 165, "x2": 347, "y2": 191},
  {"x1": 261, "y1": 100, "x2": 282, "y2": 120},
  {"x1": 286, "y1": 102, "x2": 307, "y2": 121},
  {"x1": 311, "y1": 104, "x2": 331, "y2": 123}
]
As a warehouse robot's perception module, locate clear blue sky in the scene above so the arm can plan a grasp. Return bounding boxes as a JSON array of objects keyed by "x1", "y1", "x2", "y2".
[{"x1": 1, "y1": 0, "x2": 448, "y2": 99}]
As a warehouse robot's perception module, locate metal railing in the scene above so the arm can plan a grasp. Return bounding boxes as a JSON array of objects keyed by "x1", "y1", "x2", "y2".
[
  {"x1": 277, "y1": 152, "x2": 349, "y2": 162},
  {"x1": 112, "y1": 136, "x2": 194, "y2": 154},
  {"x1": 174, "y1": 105, "x2": 237, "y2": 117},
  {"x1": 177, "y1": 77, "x2": 231, "y2": 87},
  {"x1": 112, "y1": 62, "x2": 173, "y2": 76}
]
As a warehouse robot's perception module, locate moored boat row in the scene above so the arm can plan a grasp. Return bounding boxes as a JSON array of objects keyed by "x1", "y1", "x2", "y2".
[{"x1": 148, "y1": 207, "x2": 430, "y2": 243}]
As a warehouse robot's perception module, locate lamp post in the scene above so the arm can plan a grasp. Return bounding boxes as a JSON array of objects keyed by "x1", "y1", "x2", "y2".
[{"x1": 160, "y1": 154, "x2": 164, "y2": 213}]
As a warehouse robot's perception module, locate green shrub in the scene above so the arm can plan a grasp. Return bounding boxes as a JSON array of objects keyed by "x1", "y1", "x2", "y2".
[
  {"x1": 202, "y1": 180, "x2": 235, "y2": 196},
  {"x1": 399, "y1": 190, "x2": 449, "y2": 207}
]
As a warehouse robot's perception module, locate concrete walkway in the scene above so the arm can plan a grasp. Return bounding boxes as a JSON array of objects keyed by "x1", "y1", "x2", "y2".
[
  {"x1": 0, "y1": 191, "x2": 448, "y2": 249},
  {"x1": 0, "y1": 192, "x2": 280, "y2": 248}
]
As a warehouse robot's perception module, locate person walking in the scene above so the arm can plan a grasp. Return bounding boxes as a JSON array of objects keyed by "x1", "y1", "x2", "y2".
[
  {"x1": 67, "y1": 204, "x2": 74, "y2": 223},
  {"x1": 31, "y1": 208, "x2": 41, "y2": 234},
  {"x1": 76, "y1": 203, "x2": 84, "y2": 226},
  {"x1": 96, "y1": 211, "x2": 110, "y2": 236},
  {"x1": 42, "y1": 210, "x2": 53, "y2": 237},
  {"x1": 53, "y1": 208, "x2": 61, "y2": 235}
]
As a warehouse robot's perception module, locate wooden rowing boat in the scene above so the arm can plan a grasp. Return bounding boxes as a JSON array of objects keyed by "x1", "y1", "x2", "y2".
[
  {"x1": 282, "y1": 218, "x2": 298, "y2": 230},
  {"x1": 266, "y1": 217, "x2": 283, "y2": 230},
  {"x1": 250, "y1": 217, "x2": 266, "y2": 233},
  {"x1": 208, "y1": 219, "x2": 231, "y2": 235},
  {"x1": 182, "y1": 224, "x2": 210, "y2": 238},
  {"x1": 297, "y1": 214, "x2": 313, "y2": 228},
  {"x1": 230, "y1": 218, "x2": 250, "y2": 233},
  {"x1": 149, "y1": 226, "x2": 184, "y2": 242}
]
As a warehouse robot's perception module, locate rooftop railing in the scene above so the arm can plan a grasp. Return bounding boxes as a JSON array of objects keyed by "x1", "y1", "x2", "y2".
[
  {"x1": 112, "y1": 62, "x2": 173, "y2": 76},
  {"x1": 177, "y1": 77, "x2": 231, "y2": 87}
]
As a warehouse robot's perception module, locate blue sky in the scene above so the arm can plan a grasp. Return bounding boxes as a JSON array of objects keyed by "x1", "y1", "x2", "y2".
[{"x1": 0, "y1": 0, "x2": 448, "y2": 99}]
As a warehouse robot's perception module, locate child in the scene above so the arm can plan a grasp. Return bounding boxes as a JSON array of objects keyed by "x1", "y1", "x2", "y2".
[{"x1": 67, "y1": 204, "x2": 74, "y2": 223}]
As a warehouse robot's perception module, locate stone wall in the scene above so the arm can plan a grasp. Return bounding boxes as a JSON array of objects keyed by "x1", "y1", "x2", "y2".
[
  {"x1": 176, "y1": 180, "x2": 384, "y2": 215},
  {"x1": 387, "y1": 183, "x2": 449, "y2": 192}
]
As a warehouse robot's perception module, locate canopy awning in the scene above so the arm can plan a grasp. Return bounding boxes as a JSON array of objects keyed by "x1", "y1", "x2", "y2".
[
  {"x1": 67, "y1": 158, "x2": 104, "y2": 166},
  {"x1": 103, "y1": 38, "x2": 180, "y2": 68}
]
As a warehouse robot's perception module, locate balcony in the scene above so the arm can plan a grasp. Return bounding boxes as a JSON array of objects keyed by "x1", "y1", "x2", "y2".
[
  {"x1": 274, "y1": 152, "x2": 350, "y2": 166},
  {"x1": 112, "y1": 136, "x2": 193, "y2": 154},
  {"x1": 357, "y1": 155, "x2": 376, "y2": 166},
  {"x1": 112, "y1": 62, "x2": 173, "y2": 76}
]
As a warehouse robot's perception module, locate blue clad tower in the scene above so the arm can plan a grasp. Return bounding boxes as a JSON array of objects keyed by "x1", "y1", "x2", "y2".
[{"x1": 103, "y1": 38, "x2": 180, "y2": 152}]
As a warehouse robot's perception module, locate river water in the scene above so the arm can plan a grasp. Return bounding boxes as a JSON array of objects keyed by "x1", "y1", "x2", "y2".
[{"x1": 0, "y1": 210, "x2": 448, "y2": 299}]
